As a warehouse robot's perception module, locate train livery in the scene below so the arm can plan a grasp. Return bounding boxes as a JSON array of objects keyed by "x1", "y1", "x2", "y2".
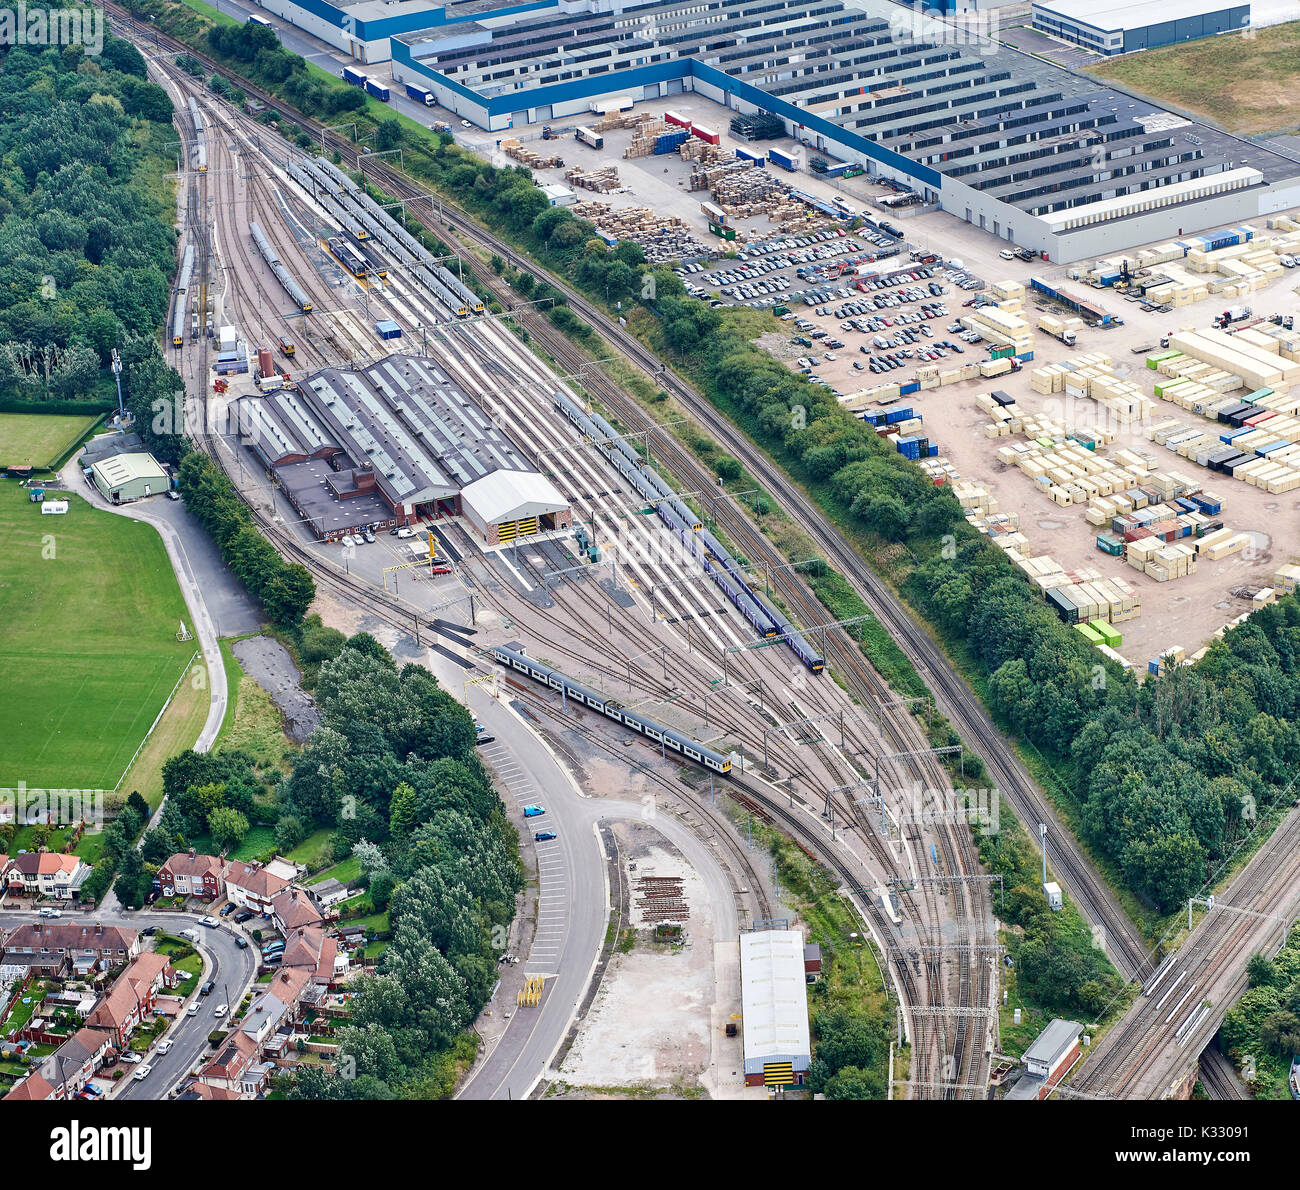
[
  {"x1": 328, "y1": 235, "x2": 370, "y2": 279},
  {"x1": 187, "y1": 96, "x2": 207, "y2": 173},
  {"x1": 490, "y1": 644, "x2": 732, "y2": 773},
  {"x1": 171, "y1": 244, "x2": 195, "y2": 347},
  {"x1": 287, "y1": 157, "x2": 482, "y2": 320},
  {"x1": 552, "y1": 390, "x2": 825, "y2": 672},
  {"x1": 249, "y1": 222, "x2": 313, "y2": 312}
]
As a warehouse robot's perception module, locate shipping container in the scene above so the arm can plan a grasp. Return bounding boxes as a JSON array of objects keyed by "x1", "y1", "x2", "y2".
[
  {"x1": 767, "y1": 148, "x2": 798, "y2": 172},
  {"x1": 691, "y1": 124, "x2": 720, "y2": 146},
  {"x1": 375, "y1": 319, "x2": 402, "y2": 341},
  {"x1": 575, "y1": 126, "x2": 604, "y2": 150},
  {"x1": 664, "y1": 110, "x2": 690, "y2": 128}
]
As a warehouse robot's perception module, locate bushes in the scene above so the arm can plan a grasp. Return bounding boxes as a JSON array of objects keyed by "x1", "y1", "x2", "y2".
[{"x1": 177, "y1": 453, "x2": 315, "y2": 626}]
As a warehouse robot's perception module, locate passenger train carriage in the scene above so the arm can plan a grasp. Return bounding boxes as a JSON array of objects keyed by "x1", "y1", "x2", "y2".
[{"x1": 490, "y1": 645, "x2": 732, "y2": 773}]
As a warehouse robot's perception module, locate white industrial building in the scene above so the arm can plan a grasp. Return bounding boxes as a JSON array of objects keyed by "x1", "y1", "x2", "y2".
[
  {"x1": 1032, "y1": 0, "x2": 1250, "y2": 56},
  {"x1": 739, "y1": 929, "x2": 812, "y2": 1089}
]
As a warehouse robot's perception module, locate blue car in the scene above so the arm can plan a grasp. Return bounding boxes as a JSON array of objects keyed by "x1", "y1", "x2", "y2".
[
  {"x1": 523, "y1": 805, "x2": 546, "y2": 818},
  {"x1": 534, "y1": 831, "x2": 557, "y2": 842}
]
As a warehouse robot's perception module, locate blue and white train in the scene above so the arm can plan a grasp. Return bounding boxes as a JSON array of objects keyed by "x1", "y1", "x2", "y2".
[
  {"x1": 552, "y1": 390, "x2": 825, "y2": 673},
  {"x1": 490, "y1": 644, "x2": 732, "y2": 773}
]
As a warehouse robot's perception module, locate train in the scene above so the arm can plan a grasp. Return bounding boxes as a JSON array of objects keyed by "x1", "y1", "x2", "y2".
[
  {"x1": 552, "y1": 389, "x2": 825, "y2": 672},
  {"x1": 249, "y1": 221, "x2": 314, "y2": 312},
  {"x1": 351, "y1": 239, "x2": 388, "y2": 279},
  {"x1": 489, "y1": 644, "x2": 732, "y2": 773},
  {"x1": 171, "y1": 244, "x2": 195, "y2": 347},
  {"x1": 328, "y1": 235, "x2": 369, "y2": 278},
  {"x1": 187, "y1": 96, "x2": 206, "y2": 173},
  {"x1": 288, "y1": 157, "x2": 476, "y2": 318}
]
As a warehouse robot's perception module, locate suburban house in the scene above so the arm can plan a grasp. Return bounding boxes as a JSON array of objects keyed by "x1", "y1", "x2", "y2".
[
  {"x1": 177, "y1": 1081, "x2": 242, "y2": 1100},
  {"x1": 2, "y1": 922, "x2": 140, "y2": 972},
  {"x1": 198, "y1": 1029, "x2": 260, "y2": 1093},
  {"x1": 2, "y1": 950, "x2": 69, "y2": 979},
  {"x1": 272, "y1": 889, "x2": 323, "y2": 936},
  {"x1": 2, "y1": 1070, "x2": 56, "y2": 1101},
  {"x1": 40, "y1": 1027, "x2": 112, "y2": 1098},
  {"x1": 2, "y1": 852, "x2": 91, "y2": 899},
  {"x1": 223, "y1": 861, "x2": 290, "y2": 914},
  {"x1": 159, "y1": 850, "x2": 224, "y2": 900},
  {"x1": 305, "y1": 878, "x2": 351, "y2": 911},
  {"x1": 85, "y1": 952, "x2": 175, "y2": 1048},
  {"x1": 280, "y1": 927, "x2": 343, "y2": 985}
]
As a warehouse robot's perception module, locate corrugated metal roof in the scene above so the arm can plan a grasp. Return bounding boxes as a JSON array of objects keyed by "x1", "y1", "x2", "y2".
[
  {"x1": 739, "y1": 929, "x2": 811, "y2": 1073},
  {"x1": 461, "y1": 468, "x2": 566, "y2": 524},
  {"x1": 1033, "y1": 0, "x2": 1244, "y2": 32},
  {"x1": 90, "y1": 452, "x2": 168, "y2": 488}
]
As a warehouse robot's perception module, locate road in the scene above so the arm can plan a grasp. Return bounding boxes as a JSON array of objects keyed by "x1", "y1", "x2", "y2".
[
  {"x1": 456, "y1": 693, "x2": 739, "y2": 1100},
  {"x1": 3, "y1": 907, "x2": 257, "y2": 1100}
]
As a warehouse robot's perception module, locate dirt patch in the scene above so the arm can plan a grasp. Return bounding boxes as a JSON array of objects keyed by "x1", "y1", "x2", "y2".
[
  {"x1": 230, "y1": 636, "x2": 319, "y2": 743},
  {"x1": 556, "y1": 821, "x2": 718, "y2": 1093}
]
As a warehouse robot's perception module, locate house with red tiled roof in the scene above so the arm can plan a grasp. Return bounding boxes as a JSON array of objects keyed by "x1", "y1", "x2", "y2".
[
  {"x1": 2, "y1": 922, "x2": 139, "y2": 972},
  {"x1": 2, "y1": 851, "x2": 91, "y2": 899},
  {"x1": 159, "y1": 850, "x2": 224, "y2": 900},
  {"x1": 177, "y1": 1080, "x2": 242, "y2": 1101},
  {"x1": 3, "y1": 1070, "x2": 56, "y2": 1101},
  {"x1": 198, "y1": 1029, "x2": 259, "y2": 1093},
  {"x1": 271, "y1": 888, "x2": 323, "y2": 935},
  {"x1": 280, "y1": 927, "x2": 342, "y2": 985},
  {"x1": 85, "y1": 952, "x2": 175, "y2": 1049},
  {"x1": 223, "y1": 861, "x2": 290, "y2": 913}
]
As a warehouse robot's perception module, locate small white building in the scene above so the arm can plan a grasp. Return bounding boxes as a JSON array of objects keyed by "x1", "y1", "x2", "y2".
[{"x1": 539, "y1": 183, "x2": 576, "y2": 207}]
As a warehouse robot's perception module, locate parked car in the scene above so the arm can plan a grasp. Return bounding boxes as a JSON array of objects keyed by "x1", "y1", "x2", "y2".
[
  {"x1": 120, "y1": 1052, "x2": 142, "y2": 1065},
  {"x1": 156, "y1": 1039, "x2": 173, "y2": 1055},
  {"x1": 534, "y1": 831, "x2": 557, "y2": 842},
  {"x1": 200, "y1": 981, "x2": 215, "y2": 997},
  {"x1": 199, "y1": 916, "x2": 218, "y2": 928},
  {"x1": 362, "y1": 529, "x2": 376, "y2": 544},
  {"x1": 213, "y1": 1004, "x2": 228, "y2": 1019},
  {"x1": 522, "y1": 805, "x2": 546, "y2": 818},
  {"x1": 219, "y1": 903, "x2": 235, "y2": 917},
  {"x1": 37, "y1": 908, "x2": 62, "y2": 918},
  {"x1": 132, "y1": 1064, "x2": 153, "y2": 1081},
  {"x1": 233, "y1": 910, "x2": 254, "y2": 924},
  {"x1": 235, "y1": 936, "x2": 249, "y2": 950}
]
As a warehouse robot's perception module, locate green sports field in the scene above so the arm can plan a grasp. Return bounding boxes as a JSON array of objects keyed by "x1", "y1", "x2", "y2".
[
  {"x1": 0, "y1": 411, "x2": 102, "y2": 470},
  {"x1": 0, "y1": 481, "x2": 197, "y2": 790}
]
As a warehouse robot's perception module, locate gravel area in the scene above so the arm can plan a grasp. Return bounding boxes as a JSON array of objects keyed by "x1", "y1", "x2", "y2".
[{"x1": 231, "y1": 636, "x2": 319, "y2": 743}]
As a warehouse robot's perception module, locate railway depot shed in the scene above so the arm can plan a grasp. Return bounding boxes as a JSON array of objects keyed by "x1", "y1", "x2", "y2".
[
  {"x1": 90, "y1": 452, "x2": 170, "y2": 504},
  {"x1": 235, "y1": 352, "x2": 570, "y2": 543},
  {"x1": 1005, "y1": 1018, "x2": 1083, "y2": 1100},
  {"x1": 739, "y1": 929, "x2": 811, "y2": 1088}
]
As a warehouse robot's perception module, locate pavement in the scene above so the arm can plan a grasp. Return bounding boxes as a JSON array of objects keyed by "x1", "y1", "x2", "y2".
[
  {"x1": 1, "y1": 906, "x2": 257, "y2": 1101},
  {"x1": 456, "y1": 691, "x2": 740, "y2": 1101}
]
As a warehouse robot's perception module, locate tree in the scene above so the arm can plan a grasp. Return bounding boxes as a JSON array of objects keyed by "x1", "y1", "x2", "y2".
[
  {"x1": 275, "y1": 815, "x2": 306, "y2": 853},
  {"x1": 1247, "y1": 953, "x2": 1277, "y2": 988},
  {"x1": 209, "y1": 808, "x2": 250, "y2": 853}
]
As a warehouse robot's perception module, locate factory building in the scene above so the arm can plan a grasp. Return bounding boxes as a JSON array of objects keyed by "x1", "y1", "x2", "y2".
[
  {"x1": 367, "y1": 0, "x2": 1300, "y2": 262},
  {"x1": 253, "y1": 0, "x2": 540, "y2": 64},
  {"x1": 89, "y1": 452, "x2": 171, "y2": 505},
  {"x1": 739, "y1": 929, "x2": 811, "y2": 1089},
  {"x1": 235, "y1": 353, "x2": 569, "y2": 544},
  {"x1": 1032, "y1": 0, "x2": 1249, "y2": 56}
]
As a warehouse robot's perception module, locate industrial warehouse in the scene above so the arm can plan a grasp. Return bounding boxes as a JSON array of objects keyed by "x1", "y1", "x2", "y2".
[
  {"x1": 235, "y1": 353, "x2": 570, "y2": 544},
  {"x1": 738, "y1": 929, "x2": 812, "y2": 1090},
  {"x1": 255, "y1": 0, "x2": 1300, "y2": 262},
  {"x1": 1031, "y1": 0, "x2": 1250, "y2": 56}
]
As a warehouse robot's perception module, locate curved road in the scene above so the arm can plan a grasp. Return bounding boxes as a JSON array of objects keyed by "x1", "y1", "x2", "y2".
[
  {"x1": 3, "y1": 907, "x2": 256, "y2": 1100},
  {"x1": 457, "y1": 692, "x2": 739, "y2": 1101}
]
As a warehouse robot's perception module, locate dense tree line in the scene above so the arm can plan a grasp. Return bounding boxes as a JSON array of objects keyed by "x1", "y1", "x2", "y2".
[
  {"x1": 177, "y1": 452, "x2": 315, "y2": 627},
  {"x1": 1221, "y1": 930, "x2": 1300, "y2": 1098},
  {"x1": 0, "y1": 14, "x2": 179, "y2": 402},
  {"x1": 257, "y1": 636, "x2": 523, "y2": 1099}
]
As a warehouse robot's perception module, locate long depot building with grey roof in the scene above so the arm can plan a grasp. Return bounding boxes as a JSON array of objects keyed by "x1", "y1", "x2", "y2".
[{"x1": 235, "y1": 353, "x2": 570, "y2": 545}]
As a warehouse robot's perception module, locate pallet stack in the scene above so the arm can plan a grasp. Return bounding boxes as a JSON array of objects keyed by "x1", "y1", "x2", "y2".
[
  {"x1": 501, "y1": 137, "x2": 563, "y2": 169},
  {"x1": 622, "y1": 119, "x2": 670, "y2": 157},
  {"x1": 564, "y1": 164, "x2": 620, "y2": 192}
]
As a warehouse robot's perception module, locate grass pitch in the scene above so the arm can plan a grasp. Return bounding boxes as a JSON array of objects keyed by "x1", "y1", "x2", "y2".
[
  {"x1": 0, "y1": 412, "x2": 102, "y2": 470},
  {"x1": 0, "y1": 481, "x2": 197, "y2": 790}
]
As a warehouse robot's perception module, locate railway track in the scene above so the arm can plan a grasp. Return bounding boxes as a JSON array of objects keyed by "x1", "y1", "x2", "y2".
[
  {"x1": 133, "y1": 22, "x2": 996, "y2": 1094},
  {"x1": 1198, "y1": 1046, "x2": 1248, "y2": 1101}
]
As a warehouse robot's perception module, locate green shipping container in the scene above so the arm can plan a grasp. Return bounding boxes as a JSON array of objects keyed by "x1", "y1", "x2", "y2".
[
  {"x1": 1090, "y1": 619, "x2": 1121, "y2": 647},
  {"x1": 1146, "y1": 350, "x2": 1181, "y2": 369},
  {"x1": 1075, "y1": 623, "x2": 1104, "y2": 646},
  {"x1": 1096, "y1": 533, "x2": 1123, "y2": 556}
]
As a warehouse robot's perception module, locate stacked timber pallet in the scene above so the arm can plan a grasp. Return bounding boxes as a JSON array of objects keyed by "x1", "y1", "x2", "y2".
[
  {"x1": 501, "y1": 138, "x2": 563, "y2": 169},
  {"x1": 565, "y1": 164, "x2": 620, "y2": 192}
]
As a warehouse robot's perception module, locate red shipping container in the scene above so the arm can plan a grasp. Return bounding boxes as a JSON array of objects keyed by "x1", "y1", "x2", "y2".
[
  {"x1": 664, "y1": 110, "x2": 690, "y2": 128},
  {"x1": 1245, "y1": 411, "x2": 1277, "y2": 427},
  {"x1": 1124, "y1": 526, "x2": 1152, "y2": 542}
]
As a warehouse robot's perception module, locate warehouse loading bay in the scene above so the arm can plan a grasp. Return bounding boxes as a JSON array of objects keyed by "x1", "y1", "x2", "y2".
[{"x1": 504, "y1": 94, "x2": 1300, "y2": 669}]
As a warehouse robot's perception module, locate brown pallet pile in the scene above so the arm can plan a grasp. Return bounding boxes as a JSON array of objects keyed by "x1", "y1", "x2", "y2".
[
  {"x1": 623, "y1": 120, "x2": 671, "y2": 158},
  {"x1": 679, "y1": 139, "x2": 733, "y2": 165},
  {"x1": 501, "y1": 137, "x2": 563, "y2": 169},
  {"x1": 594, "y1": 109, "x2": 655, "y2": 131},
  {"x1": 564, "y1": 164, "x2": 620, "y2": 192},
  {"x1": 635, "y1": 875, "x2": 688, "y2": 924},
  {"x1": 567, "y1": 202, "x2": 714, "y2": 263}
]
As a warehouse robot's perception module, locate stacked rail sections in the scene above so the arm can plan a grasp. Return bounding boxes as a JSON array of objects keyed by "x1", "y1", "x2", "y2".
[
  {"x1": 491, "y1": 644, "x2": 732, "y2": 770},
  {"x1": 249, "y1": 221, "x2": 313, "y2": 312},
  {"x1": 553, "y1": 390, "x2": 824, "y2": 672}
]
